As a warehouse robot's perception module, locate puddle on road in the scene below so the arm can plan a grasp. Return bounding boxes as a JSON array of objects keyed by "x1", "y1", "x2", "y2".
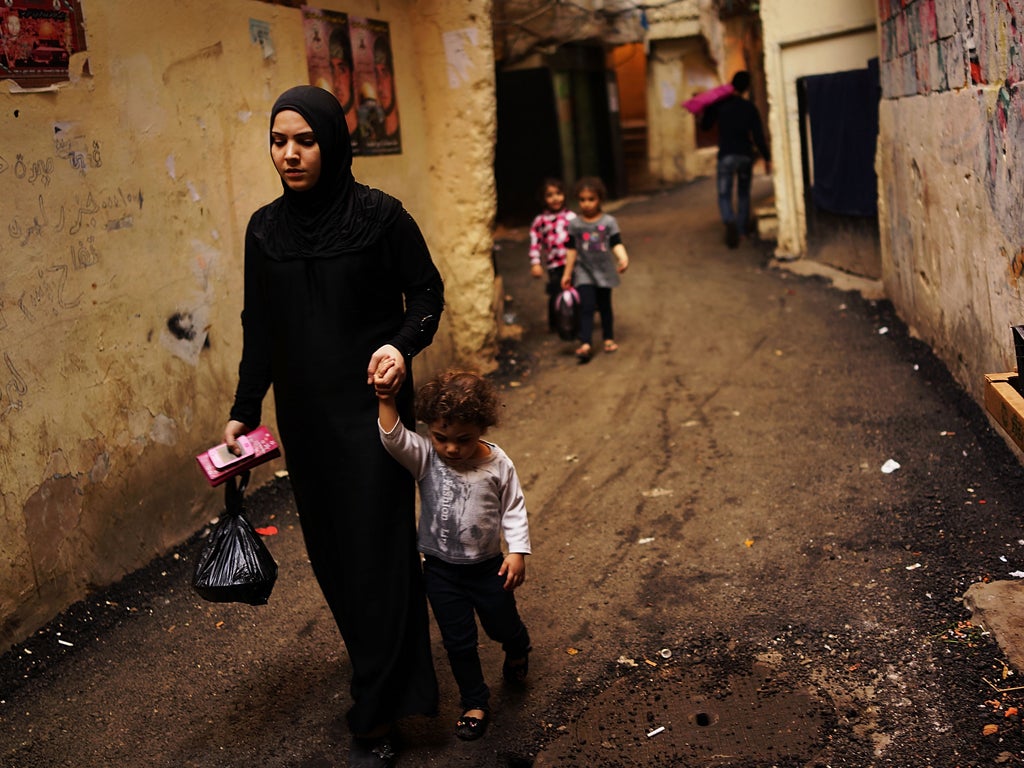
[{"x1": 534, "y1": 659, "x2": 834, "y2": 767}]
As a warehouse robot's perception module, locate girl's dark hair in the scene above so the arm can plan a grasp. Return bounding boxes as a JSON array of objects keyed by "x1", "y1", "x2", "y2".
[
  {"x1": 416, "y1": 370, "x2": 500, "y2": 429},
  {"x1": 538, "y1": 177, "x2": 565, "y2": 202},
  {"x1": 575, "y1": 176, "x2": 607, "y2": 201}
]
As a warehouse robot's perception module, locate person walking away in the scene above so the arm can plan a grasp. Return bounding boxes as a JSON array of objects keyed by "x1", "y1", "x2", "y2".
[
  {"x1": 560, "y1": 176, "x2": 630, "y2": 363},
  {"x1": 222, "y1": 84, "x2": 443, "y2": 768},
  {"x1": 527, "y1": 178, "x2": 577, "y2": 333},
  {"x1": 375, "y1": 366, "x2": 533, "y2": 742},
  {"x1": 700, "y1": 70, "x2": 772, "y2": 248}
]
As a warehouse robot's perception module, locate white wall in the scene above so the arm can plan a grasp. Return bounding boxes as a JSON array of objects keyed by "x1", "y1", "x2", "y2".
[{"x1": 760, "y1": 0, "x2": 878, "y2": 259}]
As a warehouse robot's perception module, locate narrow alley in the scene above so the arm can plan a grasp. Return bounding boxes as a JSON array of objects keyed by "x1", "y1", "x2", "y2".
[{"x1": 3, "y1": 177, "x2": 1024, "y2": 768}]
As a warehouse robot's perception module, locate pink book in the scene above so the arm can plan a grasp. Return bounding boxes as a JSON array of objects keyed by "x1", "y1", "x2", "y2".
[
  {"x1": 681, "y1": 83, "x2": 735, "y2": 114},
  {"x1": 195, "y1": 425, "x2": 282, "y2": 487}
]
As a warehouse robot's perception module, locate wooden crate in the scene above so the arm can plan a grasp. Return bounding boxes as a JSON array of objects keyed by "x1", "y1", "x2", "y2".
[{"x1": 985, "y1": 372, "x2": 1024, "y2": 452}]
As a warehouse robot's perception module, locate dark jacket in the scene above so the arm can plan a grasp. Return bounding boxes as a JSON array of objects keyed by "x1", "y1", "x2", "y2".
[{"x1": 701, "y1": 95, "x2": 771, "y2": 162}]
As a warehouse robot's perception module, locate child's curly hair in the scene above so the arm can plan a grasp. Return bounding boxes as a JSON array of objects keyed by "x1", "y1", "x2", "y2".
[{"x1": 415, "y1": 370, "x2": 500, "y2": 430}]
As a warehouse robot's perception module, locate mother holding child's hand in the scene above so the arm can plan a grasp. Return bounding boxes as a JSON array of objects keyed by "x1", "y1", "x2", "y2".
[{"x1": 222, "y1": 84, "x2": 443, "y2": 768}]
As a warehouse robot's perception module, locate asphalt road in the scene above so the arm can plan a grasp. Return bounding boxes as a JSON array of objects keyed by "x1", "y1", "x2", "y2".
[{"x1": 4, "y1": 177, "x2": 1024, "y2": 767}]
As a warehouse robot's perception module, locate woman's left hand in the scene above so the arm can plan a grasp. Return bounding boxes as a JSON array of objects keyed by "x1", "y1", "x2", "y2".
[{"x1": 368, "y1": 344, "x2": 406, "y2": 395}]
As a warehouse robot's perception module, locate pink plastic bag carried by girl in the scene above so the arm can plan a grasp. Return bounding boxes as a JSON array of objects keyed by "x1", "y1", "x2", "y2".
[{"x1": 555, "y1": 287, "x2": 581, "y2": 342}]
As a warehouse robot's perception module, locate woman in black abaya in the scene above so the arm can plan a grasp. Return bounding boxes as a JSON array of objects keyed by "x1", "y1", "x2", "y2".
[{"x1": 224, "y1": 85, "x2": 442, "y2": 767}]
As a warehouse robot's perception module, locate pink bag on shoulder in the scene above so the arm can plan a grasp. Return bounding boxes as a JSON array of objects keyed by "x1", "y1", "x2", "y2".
[{"x1": 682, "y1": 83, "x2": 735, "y2": 114}]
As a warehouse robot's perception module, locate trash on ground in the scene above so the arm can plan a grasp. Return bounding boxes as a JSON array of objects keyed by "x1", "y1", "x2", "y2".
[
  {"x1": 659, "y1": 648, "x2": 672, "y2": 658},
  {"x1": 254, "y1": 525, "x2": 278, "y2": 536},
  {"x1": 274, "y1": 470, "x2": 289, "y2": 478},
  {"x1": 638, "y1": 537, "x2": 655, "y2": 545},
  {"x1": 642, "y1": 487, "x2": 673, "y2": 498},
  {"x1": 879, "y1": 326, "x2": 889, "y2": 334},
  {"x1": 565, "y1": 454, "x2": 579, "y2": 462},
  {"x1": 646, "y1": 726, "x2": 665, "y2": 738},
  {"x1": 881, "y1": 459, "x2": 901, "y2": 473},
  {"x1": 745, "y1": 538, "x2": 755, "y2": 547},
  {"x1": 906, "y1": 563, "x2": 922, "y2": 570},
  {"x1": 1009, "y1": 571, "x2": 1024, "y2": 578},
  {"x1": 617, "y1": 655, "x2": 638, "y2": 667},
  {"x1": 567, "y1": 647, "x2": 579, "y2": 655}
]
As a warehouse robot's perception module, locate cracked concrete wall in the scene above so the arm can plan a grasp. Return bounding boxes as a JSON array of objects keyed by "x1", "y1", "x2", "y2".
[
  {"x1": 0, "y1": 0, "x2": 496, "y2": 648},
  {"x1": 876, "y1": 0, "x2": 1024, "y2": 404}
]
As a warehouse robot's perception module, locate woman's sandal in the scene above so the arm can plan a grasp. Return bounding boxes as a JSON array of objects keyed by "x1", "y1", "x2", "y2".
[
  {"x1": 454, "y1": 710, "x2": 489, "y2": 741},
  {"x1": 575, "y1": 344, "x2": 592, "y2": 364},
  {"x1": 603, "y1": 340, "x2": 619, "y2": 353},
  {"x1": 502, "y1": 650, "x2": 530, "y2": 685}
]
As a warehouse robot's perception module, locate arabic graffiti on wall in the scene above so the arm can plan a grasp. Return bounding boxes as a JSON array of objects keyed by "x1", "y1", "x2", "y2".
[{"x1": 0, "y1": 123, "x2": 142, "y2": 422}]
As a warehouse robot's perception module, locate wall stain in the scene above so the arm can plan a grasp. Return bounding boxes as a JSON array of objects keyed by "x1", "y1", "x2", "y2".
[{"x1": 167, "y1": 311, "x2": 197, "y2": 341}]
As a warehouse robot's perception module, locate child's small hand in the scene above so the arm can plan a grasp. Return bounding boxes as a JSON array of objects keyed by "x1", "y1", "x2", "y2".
[
  {"x1": 498, "y1": 553, "x2": 526, "y2": 591},
  {"x1": 373, "y1": 355, "x2": 398, "y2": 399},
  {"x1": 530, "y1": 264, "x2": 544, "y2": 279},
  {"x1": 617, "y1": 254, "x2": 629, "y2": 273},
  {"x1": 369, "y1": 344, "x2": 407, "y2": 399}
]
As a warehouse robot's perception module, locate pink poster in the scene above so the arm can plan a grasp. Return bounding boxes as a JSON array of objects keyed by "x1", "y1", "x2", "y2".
[{"x1": 302, "y1": 6, "x2": 401, "y2": 156}]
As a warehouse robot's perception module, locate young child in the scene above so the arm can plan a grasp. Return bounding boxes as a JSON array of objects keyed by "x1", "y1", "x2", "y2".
[
  {"x1": 560, "y1": 176, "x2": 630, "y2": 363},
  {"x1": 528, "y1": 178, "x2": 577, "y2": 332},
  {"x1": 375, "y1": 365, "x2": 532, "y2": 742}
]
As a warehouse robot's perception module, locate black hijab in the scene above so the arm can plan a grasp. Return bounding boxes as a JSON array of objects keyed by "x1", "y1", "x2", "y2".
[{"x1": 251, "y1": 85, "x2": 402, "y2": 260}]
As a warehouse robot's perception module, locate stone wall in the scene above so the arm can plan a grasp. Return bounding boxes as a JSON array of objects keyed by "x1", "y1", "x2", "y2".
[
  {"x1": 0, "y1": 0, "x2": 496, "y2": 648},
  {"x1": 876, "y1": 0, "x2": 1024, "y2": 403}
]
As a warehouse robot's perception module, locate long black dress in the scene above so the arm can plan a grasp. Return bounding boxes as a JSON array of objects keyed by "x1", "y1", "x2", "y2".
[{"x1": 229, "y1": 85, "x2": 441, "y2": 734}]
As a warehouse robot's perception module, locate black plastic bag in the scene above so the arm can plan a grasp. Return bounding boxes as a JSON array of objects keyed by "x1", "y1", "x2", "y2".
[
  {"x1": 192, "y1": 471, "x2": 278, "y2": 605},
  {"x1": 555, "y1": 286, "x2": 581, "y2": 342}
]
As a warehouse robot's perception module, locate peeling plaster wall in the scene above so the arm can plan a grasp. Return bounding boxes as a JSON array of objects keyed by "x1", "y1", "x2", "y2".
[
  {"x1": 760, "y1": 0, "x2": 878, "y2": 259},
  {"x1": 645, "y1": 2, "x2": 720, "y2": 184},
  {"x1": 647, "y1": 35, "x2": 719, "y2": 184},
  {"x1": 0, "y1": 0, "x2": 496, "y2": 648},
  {"x1": 876, "y1": 0, "x2": 1024, "y2": 405}
]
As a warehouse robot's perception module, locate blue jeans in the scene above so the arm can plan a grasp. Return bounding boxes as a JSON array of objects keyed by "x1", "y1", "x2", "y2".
[
  {"x1": 423, "y1": 556, "x2": 530, "y2": 711},
  {"x1": 716, "y1": 154, "x2": 753, "y2": 235}
]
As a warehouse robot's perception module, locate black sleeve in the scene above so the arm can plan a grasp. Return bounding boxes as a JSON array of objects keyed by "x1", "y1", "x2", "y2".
[
  {"x1": 609, "y1": 233, "x2": 622, "y2": 248},
  {"x1": 699, "y1": 102, "x2": 719, "y2": 132},
  {"x1": 229, "y1": 217, "x2": 273, "y2": 427},
  {"x1": 384, "y1": 210, "x2": 445, "y2": 358},
  {"x1": 749, "y1": 103, "x2": 771, "y2": 162}
]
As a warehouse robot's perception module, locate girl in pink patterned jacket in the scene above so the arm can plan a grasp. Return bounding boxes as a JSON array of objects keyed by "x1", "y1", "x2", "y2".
[{"x1": 528, "y1": 178, "x2": 577, "y2": 332}]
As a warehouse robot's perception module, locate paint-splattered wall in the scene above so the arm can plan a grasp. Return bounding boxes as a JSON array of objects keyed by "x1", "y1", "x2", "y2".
[
  {"x1": 877, "y1": 0, "x2": 969, "y2": 96},
  {"x1": 876, "y1": 0, "x2": 1024, "y2": 430}
]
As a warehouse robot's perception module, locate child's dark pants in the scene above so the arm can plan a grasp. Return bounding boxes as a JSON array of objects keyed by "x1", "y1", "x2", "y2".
[
  {"x1": 545, "y1": 267, "x2": 563, "y2": 331},
  {"x1": 576, "y1": 284, "x2": 614, "y2": 346},
  {"x1": 423, "y1": 555, "x2": 531, "y2": 712}
]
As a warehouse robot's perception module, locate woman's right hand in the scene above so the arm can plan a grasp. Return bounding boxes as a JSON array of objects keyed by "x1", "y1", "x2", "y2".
[{"x1": 223, "y1": 420, "x2": 249, "y2": 455}]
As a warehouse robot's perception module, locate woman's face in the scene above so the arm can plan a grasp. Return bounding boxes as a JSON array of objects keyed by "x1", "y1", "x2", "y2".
[{"x1": 270, "y1": 110, "x2": 322, "y2": 192}]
